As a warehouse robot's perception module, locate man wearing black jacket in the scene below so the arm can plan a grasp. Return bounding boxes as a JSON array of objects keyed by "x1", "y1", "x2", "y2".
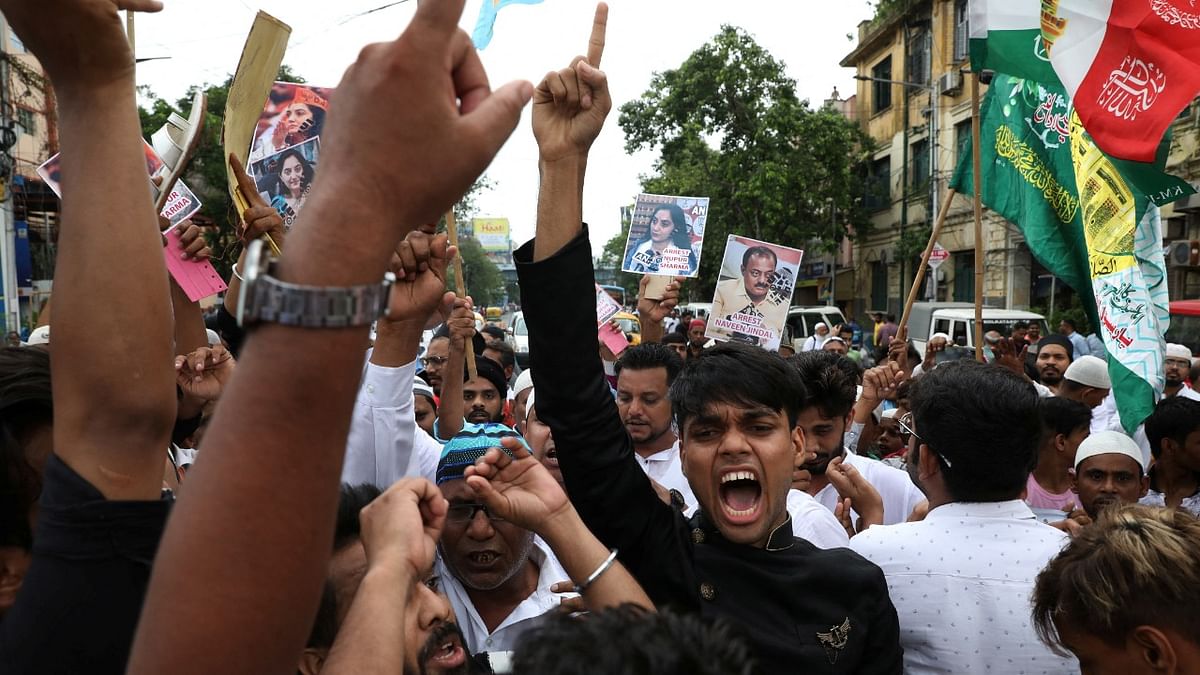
[{"x1": 515, "y1": 7, "x2": 902, "y2": 673}]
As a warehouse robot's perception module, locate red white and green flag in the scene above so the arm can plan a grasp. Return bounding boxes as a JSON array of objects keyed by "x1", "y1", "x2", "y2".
[
  {"x1": 950, "y1": 74, "x2": 1193, "y2": 433},
  {"x1": 967, "y1": 0, "x2": 1060, "y2": 83},
  {"x1": 1043, "y1": 0, "x2": 1200, "y2": 162}
]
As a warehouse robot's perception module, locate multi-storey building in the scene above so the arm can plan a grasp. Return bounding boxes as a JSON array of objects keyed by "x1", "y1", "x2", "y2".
[
  {"x1": 841, "y1": 0, "x2": 1037, "y2": 322},
  {"x1": 1, "y1": 14, "x2": 57, "y2": 333},
  {"x1": 840, "y1": 0, "x2": 1199, "y2": 326}
]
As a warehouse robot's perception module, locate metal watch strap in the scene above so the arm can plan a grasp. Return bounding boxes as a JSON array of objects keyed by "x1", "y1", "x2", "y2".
[{"x1": 247, "y1": 273, "x2": 394, "y2": 328}]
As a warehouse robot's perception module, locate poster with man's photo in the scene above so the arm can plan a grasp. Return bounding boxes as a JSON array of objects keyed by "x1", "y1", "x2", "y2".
[
  {"x1": 249, "y1": 136, "x2": 321, "y2": 231},
  {"x1": 620, "y1": 194, "x2": 708, "y2": 278},
  {"x1": 248, "y1": 82, "x2": 333, "y2": 163},
  {"x1": 705, "y1": 235, "x2": 803, "y2": 351}
]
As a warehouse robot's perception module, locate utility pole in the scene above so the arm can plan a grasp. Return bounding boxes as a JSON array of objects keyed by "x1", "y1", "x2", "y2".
[
  {"x1": 0, "y1": 30, "x2": 18, "y2": 334},
  {"x1": 828, "y1": 200, "x2": 836, "y2": 307}
]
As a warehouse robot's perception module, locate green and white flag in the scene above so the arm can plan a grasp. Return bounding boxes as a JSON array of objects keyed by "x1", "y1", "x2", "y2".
[
  {"x1": 968, "y1": 0, "x2": 1060, "y2": 83},
  {"x1": 951, "y1": 74, "x2": 1191, "y2": 432}
]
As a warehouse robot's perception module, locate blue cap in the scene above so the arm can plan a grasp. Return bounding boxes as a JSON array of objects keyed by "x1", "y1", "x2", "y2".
[{"x1": 436, "y1": 423, "x2": 529, "y2": 485}]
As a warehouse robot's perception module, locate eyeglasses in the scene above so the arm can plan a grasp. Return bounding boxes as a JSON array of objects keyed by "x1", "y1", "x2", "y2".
[
  {"x1": 445, "y1": 502, "x2": 506, "y2": 523},
  {"x1": 420, "y1": 355, "x2": 450, "y2": 367},
  {"x1": 898, "y1": 412, "x2": 953, "y2": 469}
]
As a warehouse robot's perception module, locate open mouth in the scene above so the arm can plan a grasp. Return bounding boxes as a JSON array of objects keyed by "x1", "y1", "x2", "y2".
[
  {"x1": 543, "y1": 445, "x2": 558, "y2": 468},
  {"x1": 424, "y1": 630, "x2": 466, "y2": 671},
  {"x1": 719, "y1": 469, "x2": 763, "y2": 524},
  {"x1": 466, "y1": 410, "x2": 491, "y2": 423},
  {"x1": 467, "y1": 550, "x2": 501, "y2": 567}
]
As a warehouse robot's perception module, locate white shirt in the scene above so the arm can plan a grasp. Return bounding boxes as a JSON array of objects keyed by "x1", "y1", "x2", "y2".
[
  {"x1": 343, "y1": 355, "x2": 440, "y2": 487},
  {"x1": 436, "y1": 540, "x2": 568, "y2": 654},
  {"x1": 849, "y1": 500, "x2": 1075, "y2": 675},
  {"x1": 634, "y1": 440, "x2": 698, "y2": 514},
  {"x1": 1174, "y1": 384, "x2": 1200, "y2": 402},
  {"x1": 801, "y1": 333, "x2": 829, "y2": 352},
  {"x1": 786, "y1": 489, "x2": 850, "y2": 549},
  {"x1": 812, "y1": 452, "x2": 925, "y2": 525}
]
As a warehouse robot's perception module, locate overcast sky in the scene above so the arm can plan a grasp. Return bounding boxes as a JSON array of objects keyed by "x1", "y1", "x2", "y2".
[{"x1": 134, "y1": 0, "x2": 875, "y2": 257}]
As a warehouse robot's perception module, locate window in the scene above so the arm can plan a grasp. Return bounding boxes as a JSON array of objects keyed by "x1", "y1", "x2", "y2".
[
  {"x1": 865, "y1": 157, "x2": 891, "y2": 211},
  {"x1": 953, "y1": 251, "x2": 975, "y2": 302},
  {"x1": 953, "y1": 0, "x2": 970, "y2": 62},
  {"x1": 911, "y1": 139, "x2": 930, "y2": 191},
  {"x1": 955, "y1": 120, "x2": 971, "y2": 166},
  {"x1": 872, "y1": 57, "x2": 892, "y2": 113},
  {"x1": 871, "y1": 260, "x2": 888, "y2": 312},
  {"x1": 15, "y1": 108, "x2": 34, "y2": 136},
  {"x1": 907, "y1": 25, "x2": 932, "y2": 87}
]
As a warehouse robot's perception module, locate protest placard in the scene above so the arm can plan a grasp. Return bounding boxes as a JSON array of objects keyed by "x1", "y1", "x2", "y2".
[
  {"x1": 595, "y1": 283, "x2": 622, "y2": 326},
  {"x1": 35, "y1": 144, "x2": 220, "y2": 300},
  {"x1": 248, "y1": 82, "x2": 332, "y2": 163},
  {"x1": 621, "y1": 193, "x2": 708, "y2": 277},
  {"x1": 36, "y1": 140, "x2": 202, "y2": 231},
  {"x1": 249, "y1": 136, "x2": 320, "y2": 231},
  {"x1": 705, "y1": 235, "x2": 803, "y2": 351}
]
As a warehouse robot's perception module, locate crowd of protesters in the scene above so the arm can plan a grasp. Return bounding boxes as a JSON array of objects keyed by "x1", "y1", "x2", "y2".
[{"x1": 3, "y1": 1, "x2": 1200, "y2": 674}]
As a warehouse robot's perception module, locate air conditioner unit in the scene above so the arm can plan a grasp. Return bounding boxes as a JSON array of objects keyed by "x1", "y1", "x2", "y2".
[
  {"x1": 1164, "y1": 239, "x2": 1200, "y2": 268},
  {"x1": 938, "y1": 71, "x2": 963, "y2": 96}
]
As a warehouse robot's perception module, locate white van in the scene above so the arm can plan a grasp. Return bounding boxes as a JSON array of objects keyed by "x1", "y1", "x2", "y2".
[
  {"x1": 785, "y1": 306, "x2": 847, "y2": 351},
  {"x1": 906, "y1": 302, "x2": 1048, "y2": 353}
]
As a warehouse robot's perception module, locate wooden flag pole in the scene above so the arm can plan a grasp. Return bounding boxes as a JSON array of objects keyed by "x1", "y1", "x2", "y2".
[
  {"x1": 971, "y1": 72, "x2": 986, "y2": 362},
  {"x1": 445, "y1": 209, "x2": 478, "y2": 381},
  {"x1": 899, "y1": 189, "x2": 958, "y2": 332}
]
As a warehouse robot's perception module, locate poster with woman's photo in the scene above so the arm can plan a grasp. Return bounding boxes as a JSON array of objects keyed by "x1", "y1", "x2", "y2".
[
  {"x1": 249, "y1": 136, "x2": 320, "y2": 231},
  {"x1": 248, "y1": 82, "x2": 333, "y2": 163},
  {"x1": 620, "y1": 194, "x2": 708, "y2": 278},
  {"x1": 706, "y1": 235, "x2": 803, "y2": 351}
]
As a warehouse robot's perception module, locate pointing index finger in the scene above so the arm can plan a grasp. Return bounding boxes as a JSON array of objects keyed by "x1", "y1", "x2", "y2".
[{"x1": 586, "y1": 2, "x2": 608, "y2": 67}]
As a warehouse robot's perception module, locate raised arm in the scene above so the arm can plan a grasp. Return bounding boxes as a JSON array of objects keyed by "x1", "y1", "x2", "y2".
[
  {"x1": 466, "y1": 439, "x2": 654, "y2": 612},
  {"x1": 343, "y1": 233, "x2": 457, "y2": 487},
  {"x1": 636, "y1": 274, "x2": 683, "y2": 345},
  {"x1": 434, "y1": 298, "x2": 475, "y2": 440},
  {"x1": 518, "y1": 4, "x2": 693, "y2": 607},
  {"x1": 129, "y1": 0, "x2": 533, "y2": 671},
  {"x1": 16, "y1": 0, "x2": 177, "y2": 500}
]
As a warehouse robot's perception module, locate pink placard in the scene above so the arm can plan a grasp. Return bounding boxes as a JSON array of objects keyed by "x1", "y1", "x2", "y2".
[
  {"x1": 163, "y1": 229, "x2": 228, "y2": 302},
  {"x1": 599, "y1": 322, "x2": 629, "y2": 356}
]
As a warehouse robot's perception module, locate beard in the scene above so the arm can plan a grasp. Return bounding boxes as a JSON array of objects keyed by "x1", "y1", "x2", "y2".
[
  {"x1": 1166, "y1": 373, "x2": 1184, "y2": 387},
  {"x1": 1040, "y1": 367, "x2": 1063, "y2": 386},
  {"x1": 410, "y1": 622, "x2": 477, "y2": 675},
  {"x1": 802, "y1": 437, "x2": 846, "y2": 476},
  {"x1": 466, "y1": 407, "x2": 498, "y2": 424}
]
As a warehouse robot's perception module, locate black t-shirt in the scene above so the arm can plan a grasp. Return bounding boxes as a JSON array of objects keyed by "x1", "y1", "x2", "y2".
[{"x1": 0, "y1": 453, "x2": 172, "y2": 674}]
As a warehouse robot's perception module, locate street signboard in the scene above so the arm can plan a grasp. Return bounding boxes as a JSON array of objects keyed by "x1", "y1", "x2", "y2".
[{"x1": 929, "y1": 243, "x2": 950, "y2": 269}]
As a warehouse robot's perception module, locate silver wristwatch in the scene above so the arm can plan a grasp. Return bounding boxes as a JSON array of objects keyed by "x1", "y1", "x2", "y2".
[{"x1": 236, "y1": 238, "x2": 395, "y2": 328}]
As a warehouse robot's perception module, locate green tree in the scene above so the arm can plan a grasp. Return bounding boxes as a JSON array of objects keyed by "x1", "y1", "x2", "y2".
[
  {"x1": 138, "y1": 65, "x2": 307, "y2": 280},
  {"x1": 597, "y1": 203, "x2": 641, "y2": 301},
  {"x1": 447, "y1": 237, "x2": 506, "y2": 306},
  {"x1": 618, "y1": 26, "x2": 877, "y2": 298}
]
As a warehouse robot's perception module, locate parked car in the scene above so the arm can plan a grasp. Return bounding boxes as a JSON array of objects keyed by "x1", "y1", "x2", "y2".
[
  {"x1": 509, "y1": 311, "x2": 530, "y2": 368},
  {"x1": 613, "y1": 311, "x2": 642, "y2": 346},
  {"x1": 906, "y1": 302, "x2": 1048, "y2": 353},
  {"x1": 1166, "y1": 300, "x2": 1200, "y2": 357},
  {"x1": 785, "y1": 306, "x2": 848, "y2": 351}
]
